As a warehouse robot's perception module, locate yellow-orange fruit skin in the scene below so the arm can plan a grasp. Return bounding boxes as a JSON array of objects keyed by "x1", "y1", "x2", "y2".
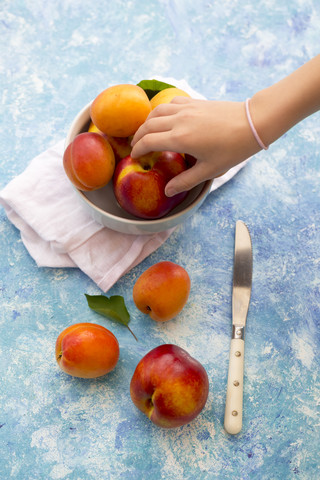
[
  {"x1": 55, "y1": 323, "x2": 119, "y2": 378},
  {"x1": 150, "y1": 87, "x2": 190, "y2": 109},
  {"x1": 133, "y1": 261, "x2": 191, "y2": 322},
  {"x1": 90, "y1": 84, "x2": 151, "y2": 137}
]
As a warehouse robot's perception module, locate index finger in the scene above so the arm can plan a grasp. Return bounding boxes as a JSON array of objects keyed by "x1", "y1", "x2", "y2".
[
  {"x1": 131, "y1": 115, "x2": 173, "y2": 148},
  {"x1": 131, "y1": 103, "x2": 179, "y2": 146},
  {"x1": 131, "y1": 131, "x2": 178, "y2": 158}
]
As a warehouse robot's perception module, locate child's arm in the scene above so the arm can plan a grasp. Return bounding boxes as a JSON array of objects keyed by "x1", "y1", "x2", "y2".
[
  {"x1": 131, "y1": 55, "x2": 320, "y2": 197},
  {"x1": 250, "y1": 54, "x2": 320, "y2": 147}
]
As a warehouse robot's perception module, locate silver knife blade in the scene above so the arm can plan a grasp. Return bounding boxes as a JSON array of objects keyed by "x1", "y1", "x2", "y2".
[{"x1": 232, "y1": 220, "x2": 252, "y2": 327}]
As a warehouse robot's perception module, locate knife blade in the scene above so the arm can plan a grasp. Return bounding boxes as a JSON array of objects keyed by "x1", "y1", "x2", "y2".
[{"x1": 224, "y1": 220, "x2": 252, "y2": 434}]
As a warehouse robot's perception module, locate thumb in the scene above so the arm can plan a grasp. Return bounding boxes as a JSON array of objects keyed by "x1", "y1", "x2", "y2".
[{"x1": 165, "y1": 164, "x2": 208, "y2": 197}]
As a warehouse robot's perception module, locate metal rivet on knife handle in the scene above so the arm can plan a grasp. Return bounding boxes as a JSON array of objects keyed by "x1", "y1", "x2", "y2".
[
  {"x1": 235, "y1": 351, "x2": 241, "y2": 357},
  {"x1": 233, "y1": 381, "x2": 240, "y2": 386},
  {"x1": 232, "y1": 411, "x2": 238, "y2": 416}
]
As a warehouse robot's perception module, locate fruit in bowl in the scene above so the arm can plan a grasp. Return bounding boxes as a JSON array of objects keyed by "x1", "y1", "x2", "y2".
[
  {"x1": 90, "y1": 84, "x2": 151, "y2": 138},
  {"x1": 106, "y1": 135, "x2": 133, "y2": 163},
  {"x1": 64, "y1": 82, "x2": 190, "y2": 218},
  {"x1": 88, "y1": 121, "x2": 133, "y2": 163},
  {"x1": 130, "y1": 344, "x2": 209, "y2": 428},
  {"x1": 63, "y1": 132, "x2": 115, "y2": 191},
  {"x1": 133, "y1": 261, "x2": 191, "y2": 322},
  {"x1": 150, "y1": 87, "x2": 190, "y2": 109},
  {"x1": 55, "y1": 323, "x2": 119, "y2": 379},
  {"x1": 113, "y1": 151, "x2": 188, "y2": 219},
  {"x1": 63, "y1": 80, "x2": 214, "y2": 233}
]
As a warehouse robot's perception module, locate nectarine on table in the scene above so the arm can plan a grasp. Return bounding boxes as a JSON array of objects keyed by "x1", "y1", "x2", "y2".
[
  {"x1": 130, "y1": 344, "x2": 209, "y2": 428},
  {"x1": 133, "y1": 261, "x2": 191, "y2": 321},
  {"x1": 55, "y1": 323, "x2": 119, "y2": 378}
]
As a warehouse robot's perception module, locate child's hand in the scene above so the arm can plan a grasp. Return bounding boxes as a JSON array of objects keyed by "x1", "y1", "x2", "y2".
[{"x1": 131, "y1": 97, "x2": 260, "y2": 196}]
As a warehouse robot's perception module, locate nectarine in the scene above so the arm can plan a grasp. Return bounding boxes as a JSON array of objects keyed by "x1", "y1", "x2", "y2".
[
  {"x1": 113, "y1": 152, "x2": 188, "y2": 219},
  {"x1": 107, "y1": 135, "x2": 133, "y2": 163},
  {"x1": 87, "y1": 122, "x2": 132, "y2": 163},
  {"x1": 130, "y1": 344, "x2": 209, "y2": 428},
  {"x1": 133, "y1": 261, "x2": 191, "y2": 322},
  {"x1": 63, "y1": 132, "x2": 115, "y2": 191},
  {"x1": 55, "y1": 323, "x2": 119, "y2": 378}
]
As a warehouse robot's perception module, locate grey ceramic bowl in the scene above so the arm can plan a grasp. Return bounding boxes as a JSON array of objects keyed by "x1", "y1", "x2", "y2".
[{"x1": 65, "y1": 102, "x2": 213, "y2": 235}]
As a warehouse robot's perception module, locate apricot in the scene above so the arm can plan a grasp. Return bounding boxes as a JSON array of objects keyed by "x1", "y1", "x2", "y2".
[
  {"x1": 150, "y1": 87, "x2": 190, "y2": 109},
  {"x1": 55, "y1": 323, "x2": 119, "y2": 378},
  {"x1": 133, "y1": 261, "x2": 191, "y2": 322},
  {"x1": 90, "y1": 84, "x2": 151, "y2": 137},
  {"x1": 88, "y1": 121, "x2": 102, "y2": 134},
  {"x1": 63, "y1": 132, "x2": 115, "y2": 191}
]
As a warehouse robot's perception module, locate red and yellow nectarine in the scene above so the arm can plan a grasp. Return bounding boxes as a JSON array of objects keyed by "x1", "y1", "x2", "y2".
[
  {"x1": 107, "y1": 135, "x2": 133, "y2": 163},
  {"x1": 63, "y1": 132, "x2": 115, "y2": 191},
  {"x1": 88, "y1": 121, "x2": 133, "y2": 163},
  {"x1": 113, "y1": 152, "x2": 188, "y2": 219},
  {"x1": 130, "y1": 344, "x2": 209, "y2": 428}
]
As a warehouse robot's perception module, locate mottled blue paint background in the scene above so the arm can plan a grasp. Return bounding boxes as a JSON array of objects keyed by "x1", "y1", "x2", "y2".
[{"x1": 1, "y1": 1, "x2": 320, "y2": 479}]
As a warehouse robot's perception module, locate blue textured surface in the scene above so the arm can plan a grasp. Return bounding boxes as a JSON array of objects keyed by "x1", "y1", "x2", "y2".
[{"x1": 1, "y1": 1, "x2": 320, "y2": 479}]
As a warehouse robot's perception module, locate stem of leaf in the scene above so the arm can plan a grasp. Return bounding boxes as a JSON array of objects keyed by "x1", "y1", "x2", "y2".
[{"x1": 127, "y1": 325, "x2": 138, "y2": 342}]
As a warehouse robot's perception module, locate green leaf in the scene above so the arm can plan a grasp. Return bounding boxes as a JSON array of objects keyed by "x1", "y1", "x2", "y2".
[
  {"x1": 137, "y1": 79, "x2": 176, "y2": 100},
  {"x1": 85, "y1": 294, "x2": 138, "y2": 341}
]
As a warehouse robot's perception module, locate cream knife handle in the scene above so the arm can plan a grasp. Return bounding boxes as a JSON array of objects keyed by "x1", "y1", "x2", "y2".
[{"x1": 224, "y1": 338, "x2": 244, "y2": 434}]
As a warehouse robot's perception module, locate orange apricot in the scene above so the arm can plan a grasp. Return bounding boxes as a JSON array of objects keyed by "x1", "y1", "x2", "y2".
[
  {"x1": 133, "y1": 261, "x2": 191, "y2": 322},
  {"x1": 90, "y1": 84, "x2": 151, "y2": 137},
  {"x1": 150, "y1": 87, "x2": 190, "y2": 109},
  {"x1": 55, "y1": 323, "x2": 119, "y2": 378}
]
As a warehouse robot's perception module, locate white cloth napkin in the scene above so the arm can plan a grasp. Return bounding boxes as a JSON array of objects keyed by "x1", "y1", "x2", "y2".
[{"x1": 0, "y1": 79, "x2": 248, "y2": 292}]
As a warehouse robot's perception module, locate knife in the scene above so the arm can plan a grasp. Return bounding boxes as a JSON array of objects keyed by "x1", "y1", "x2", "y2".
[{"x1": 224, "y1": 220, "x2": 253, "y2": 435}]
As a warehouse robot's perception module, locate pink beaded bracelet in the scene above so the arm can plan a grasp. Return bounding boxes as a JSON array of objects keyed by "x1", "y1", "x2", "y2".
[{"x1": 245, "y1": 98, "x2": 268, "y2": 150}]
